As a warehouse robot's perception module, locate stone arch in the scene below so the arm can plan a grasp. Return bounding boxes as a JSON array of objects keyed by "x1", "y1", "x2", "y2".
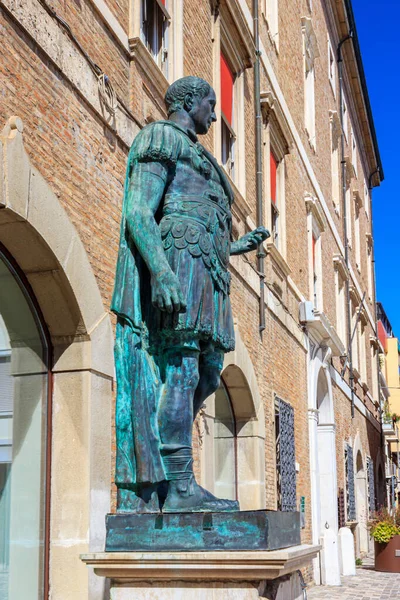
[
  {"x1": 0, "y1": 117, "x2": 113, "y2": 599},
  {"x1": 200, "y1": 327, "x2": 266, "y2": 510}
]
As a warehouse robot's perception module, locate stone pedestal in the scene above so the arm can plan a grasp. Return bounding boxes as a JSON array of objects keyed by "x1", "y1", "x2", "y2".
[{"x1": 81, "y1": 545, "x2": 320, "y2": 600}]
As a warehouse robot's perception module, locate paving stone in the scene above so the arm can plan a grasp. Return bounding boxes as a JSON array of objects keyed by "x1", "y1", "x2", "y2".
[{"x1": 306, "y1": 565, "x2": 400, "y2": 600}]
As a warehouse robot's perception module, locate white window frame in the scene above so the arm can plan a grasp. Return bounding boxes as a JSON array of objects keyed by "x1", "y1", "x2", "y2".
[
  {"x1": 354, "y1": 193, "x2": 361, "y2": 272},
  {"x1": 330, "y1": 110, "x2": 341, "y2": 215},
  {"x1": 351, "y1": 302, "x2": 359, "y2": 374},
  {"x1": 130, "y1": 0, "x2": 183, "y2": 83},
  {"x1": 364, "y1": 180, "x2": 370, "y2": 221},
  {"x1": 342, "y1": 96, "x2": 348, "y2": 141},
  {"x1": 370, "y1": 342, "x2": 379, "y2": 402},
  {"x1": 302, "y1": 17, "x2": 320, "y2": 150},
  {"x1": 334, "y1": 256, "x2": 348, "y2": 346},
  {"x1": 263, "y1": 0, "x2": 279, "y2": 51},
  {"x1": 213, "y1": 13, "x2": 248, "y2": 195},
  {"x1": 263, "y1": 127, "x2": 287, "y2": 258},
  {"x1": 305, "y1": 194, "x2": 326, "y2": 312},
  {"x1": 366, "y1": 236, "x2": 373, "y2": 301},
  {"x1": 328, "y1": 36, "x2": 336, "y2": 97},
  {"x1": 345, "y1": 184, "x2": 352, "y2": 249},
  {"x1": 359, "y1": 320, "x2": 367, "y2": 384},
  {"x1": 351, "y1": 128, "x2": 358, "y2": 178}
]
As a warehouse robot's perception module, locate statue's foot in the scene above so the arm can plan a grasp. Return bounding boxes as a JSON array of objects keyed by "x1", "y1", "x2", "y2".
[
  {"x1": 162, "y1": 478, "x2": 239, "y2": 513},
  {"x1": 117, "y1": 485, "x2": 160, "y2": 513}
]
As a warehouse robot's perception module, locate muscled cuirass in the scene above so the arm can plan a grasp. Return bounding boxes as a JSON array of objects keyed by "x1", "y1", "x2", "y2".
[{"x1": 159, "y1": 137, "x2": 232, "y2": 295}]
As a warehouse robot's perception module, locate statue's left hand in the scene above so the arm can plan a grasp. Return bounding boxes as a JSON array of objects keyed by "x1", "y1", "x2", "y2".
[{"x1": 234, "y1": 226, "x2": 270, "y2": 254}]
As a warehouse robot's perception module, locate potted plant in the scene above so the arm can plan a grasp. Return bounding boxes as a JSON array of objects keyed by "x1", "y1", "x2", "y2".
[{"x1": 369, "y1": 507, "x2": 400, "y2": 572}]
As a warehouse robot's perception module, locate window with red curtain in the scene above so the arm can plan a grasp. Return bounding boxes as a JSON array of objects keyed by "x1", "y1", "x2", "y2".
[
  {"x1": 270, "y1": 151, "x2": 278, "y2": 205},
  {"x1": 221, "y1": 53, "x2": 234, "y2": 126}
]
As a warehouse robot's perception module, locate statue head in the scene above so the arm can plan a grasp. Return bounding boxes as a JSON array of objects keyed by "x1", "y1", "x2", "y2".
[{"x1": 165, "y1": 76, "x2": 217, "y2": 135}]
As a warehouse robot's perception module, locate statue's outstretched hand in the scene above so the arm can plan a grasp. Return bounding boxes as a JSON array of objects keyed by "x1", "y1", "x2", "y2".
[
  {"x1": 151, "y1": 270, "x2": 187, "y2": 313},
  {"x1": 231, "y1": 226, "x2": 270, "y2": 255}
]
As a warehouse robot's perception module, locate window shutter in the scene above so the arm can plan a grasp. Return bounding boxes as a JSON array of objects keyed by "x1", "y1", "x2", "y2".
[
  {"x1": 367, "y1": 457, "x2": 376, "y2": 515},
  {"x1": 270, "y1": 152, "x2": 278, "y2": 204},
  {"x1": 275, "y1": 397, "x2": 297, "y2": 512},
  {"x1": 220, "y1": 53, "x2": 234, "y2": 126},
  {"x1": 345, "y1": 444, "x2": 356, "y2": 521}
]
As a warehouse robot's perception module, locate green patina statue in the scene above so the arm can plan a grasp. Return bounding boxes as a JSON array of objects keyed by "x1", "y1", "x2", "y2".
[{"x1": 111, "y1": 76, "x2": 269, "y2": 513}]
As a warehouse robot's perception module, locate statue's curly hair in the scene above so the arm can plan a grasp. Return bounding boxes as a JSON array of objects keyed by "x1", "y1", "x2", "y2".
[{"x1": 164, "y1": 76, "x2": 212, "y2": 115}]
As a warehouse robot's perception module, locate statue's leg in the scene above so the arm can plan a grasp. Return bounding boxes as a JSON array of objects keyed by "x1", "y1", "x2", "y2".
[
  {"x1": 193, "y1": 344, "x2": 224, "y2": 420},
  {"x1": 158, "y1": 344, "x2": 239, "y2": 512}
]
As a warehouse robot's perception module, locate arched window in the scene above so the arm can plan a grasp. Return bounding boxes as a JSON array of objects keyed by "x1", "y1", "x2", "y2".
[
  {"x1": 0, "y1": 244, "x2": 51, "y2": 600},
  {"x1": 213, "y1": 378, "x2": 237, "y2": 501}
]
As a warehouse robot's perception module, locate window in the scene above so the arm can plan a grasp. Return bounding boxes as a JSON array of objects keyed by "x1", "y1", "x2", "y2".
[
  {"x1": 351, "y1": 128, "x2": 358, "y2": 178},
  {"x1": 366, "y1": 457, "x2": 376, "y2": 516},
  {"x1": 302, "y1": 17, "x2": 320, "y2": 150},
  {"x1": 354, "y1": 196, "x2": 361, "y2": 271},
  {"x1": 264, "y1": 0, "x2": 279, "y2": 50},
  {"x1": 359, "y1": 320, "x2": 367, "y2": 383},
  {"x1": 261, "y1": 91, "x2": 291, "y2": 260},
  {"x1": 342, "y1": 96, "x2": 348, "y2": 140},
  {"x1": 328, "y1": 37, "x2": 336, "y2": 95},
  {"x1": 334, "y1": 258, "x2": 347, "y2": 345},
  {"x1": 220, "y1": 53, "x2": 236, "y2": 181},
  {"x1": 140, "y1": 0, "x2": 170, "y2": 77},
  {"x1": 0, "y1": 246, "x2": 51, "y2": 600},
  {"x1": 345, "y1": 184, "x2": 352, "y2": 248},
  {"x1": 371, "y1": 343, "x2": 379, "y2": 402},
  {"x1": 364, "y1": 180, "x2": 370, "y2": 220},
  {"x1": 305, "y1": 194, "x2": 325, "y2": 311},
  {"x1": 330, "y1": 110, "x2": 341, "y2": 214},
  {"x1": 345, "y1": 444, "x2": 356, "y2": 521},
  {"x1": 351, "y1": 302, "x2": 359, "y2": 374},
  {"x1": 275, "y1": 397, "x2": 297, "y2": 512},
  {"x1": 367, "y1": 239, "x2": 373, "y2": 300}
]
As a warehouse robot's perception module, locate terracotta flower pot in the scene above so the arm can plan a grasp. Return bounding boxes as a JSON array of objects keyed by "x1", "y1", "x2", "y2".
[{"x1": 375, "y1": 535, "x2": 400, "y2": 572}]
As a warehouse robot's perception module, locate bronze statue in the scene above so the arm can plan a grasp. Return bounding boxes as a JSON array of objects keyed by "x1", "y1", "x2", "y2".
[{"x1": 111, "y1": 76, "x2": 269, "y2": 513}]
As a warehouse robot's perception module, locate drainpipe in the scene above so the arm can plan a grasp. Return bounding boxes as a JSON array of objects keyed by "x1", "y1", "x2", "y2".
[
  {"x1": 337, "y1": 32, "x2": 354, "y2": 417},
  {"x1": 253, "y1": 0, "x2": 266, "y2": 335},
  {"x1": 369, "y1": 168, "x2": 384, "y2": 448}
]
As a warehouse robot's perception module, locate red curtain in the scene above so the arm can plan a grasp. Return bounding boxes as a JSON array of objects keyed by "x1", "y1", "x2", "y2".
[
  {"x1": 270, "y1": 152, "x2": 278, "y2": 204},
  {"x1": 221, "y1": 53, "x2": 234, "y2": 125}
]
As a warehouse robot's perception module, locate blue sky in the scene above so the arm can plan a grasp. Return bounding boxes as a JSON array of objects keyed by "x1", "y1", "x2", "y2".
[{"x1": 352, "y1": 0, "x2": 399, "y2": 333}]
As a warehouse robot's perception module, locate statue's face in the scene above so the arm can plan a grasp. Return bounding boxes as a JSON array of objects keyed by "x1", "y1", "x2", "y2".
[{"x1": 190, "y1": 90, "x2": 217, "y2": 135}]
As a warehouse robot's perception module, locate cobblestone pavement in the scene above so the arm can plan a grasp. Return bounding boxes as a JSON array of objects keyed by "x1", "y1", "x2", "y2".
[{"x1": 306, "y1": 558, "x2": 400, "y2": 599}]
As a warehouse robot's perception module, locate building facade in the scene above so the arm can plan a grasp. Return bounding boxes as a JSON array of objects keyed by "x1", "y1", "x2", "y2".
[
  {"x1": 0, "y1": 0, "x2": 384, "y2": 598},
  {"x1": 377, "y1": 302, "x2": 400, "y2": 511}
]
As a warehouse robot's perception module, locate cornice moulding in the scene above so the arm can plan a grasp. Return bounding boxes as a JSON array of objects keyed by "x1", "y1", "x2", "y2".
[
  {"x1": 305, "y1": 193, "x2": 327, "y2": 232},
  {"x1": 266, "y1": 242, "x2": 292, "y2": 278},
  {"x1": 333, "y1": 254, "x2": 349, "y2": 280}
]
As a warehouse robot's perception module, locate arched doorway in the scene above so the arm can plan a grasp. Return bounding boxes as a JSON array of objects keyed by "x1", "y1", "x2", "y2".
[
  {"x1": 213, "y1": 379, "x2": 238, "y2": 501},
  {"x1": 0, "y1": 245, "x2": 51, "y2": 600},
  {"x1": 355, "y1": 449, "x2": 369, "y2": 555},
  {"x1": 316, "y1": 368, "x2": 338, "y2": 535},
  {"x1": 199, "y1": 328, "x2": 266, "y2": 511}
]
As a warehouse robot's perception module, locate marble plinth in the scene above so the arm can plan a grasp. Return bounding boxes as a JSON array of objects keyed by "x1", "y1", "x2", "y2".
[{"x1": 81, "y1": 544, "x2": 320, "y2": 599}]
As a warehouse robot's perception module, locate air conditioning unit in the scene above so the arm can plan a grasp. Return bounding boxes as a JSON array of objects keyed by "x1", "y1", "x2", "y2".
[{"x1": 299, "y1": 301, "x2": 315, "y2": 324}]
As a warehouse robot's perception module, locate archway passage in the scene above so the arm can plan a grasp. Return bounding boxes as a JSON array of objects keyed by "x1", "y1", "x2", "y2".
[{"x1": 0, "y1": 244, "x2": 51, "y2": 600}]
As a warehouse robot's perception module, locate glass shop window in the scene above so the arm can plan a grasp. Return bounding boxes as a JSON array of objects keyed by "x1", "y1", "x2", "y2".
[
  {"x1": 220, "y1": 53, "x2": 236, "y2": 180},
  {"x1": 213, "y1": 379, "x2": 237, "y2": 501},
  {"x1": 141, "y1": 0, "x2": 170, "y2": 77},
  {"x1": 0, "y1": 246, "x2": 50, "y2": 600}
]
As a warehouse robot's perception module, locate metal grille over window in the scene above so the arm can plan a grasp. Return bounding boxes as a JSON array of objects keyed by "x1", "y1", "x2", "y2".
[
  {"x1": 366, "y1": 457, "x2": 376, "y2": 515},
  {"x1": 275, "y1": 397, "x2": 297, "y2": 512},
  {"x1": 338, "y1": 487, "x2": 346, "y2": 529},
  {"x1": 345, "y1": 444, "x2": 356, "y2": 521}
]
